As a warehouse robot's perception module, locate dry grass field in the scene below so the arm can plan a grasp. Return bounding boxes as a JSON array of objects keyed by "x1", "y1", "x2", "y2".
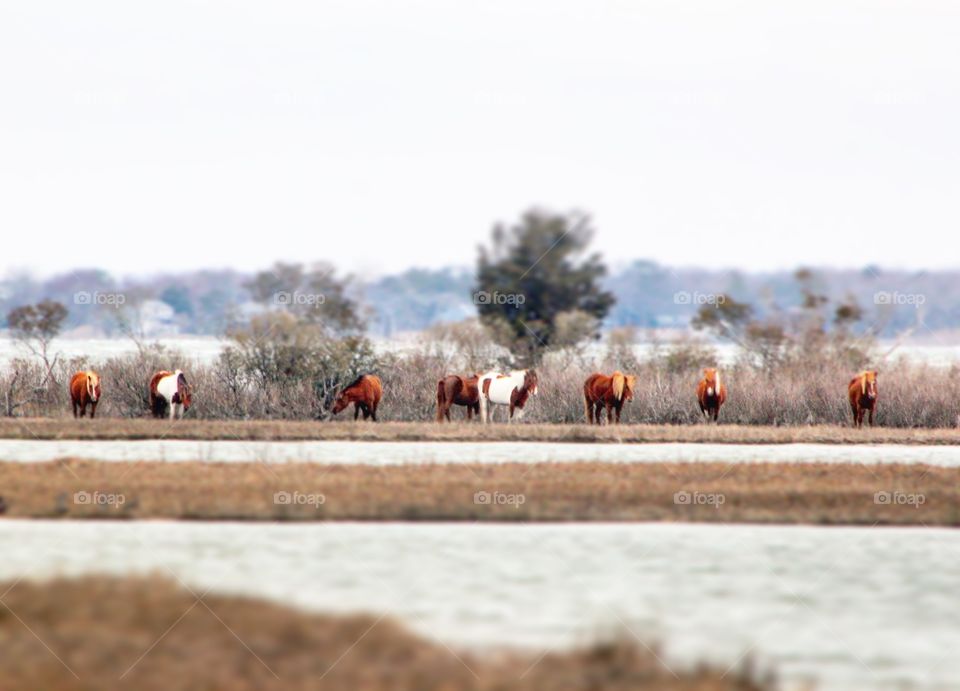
[
  {"x1": 0, "y1": 576, "x2": 773, "y2": 691},
  {"x1": 2, "y1": 418, "x2": 960, "y2": 444},
  {"x1": 1, "y1": 459, "x2": 955, "y2": 525}
]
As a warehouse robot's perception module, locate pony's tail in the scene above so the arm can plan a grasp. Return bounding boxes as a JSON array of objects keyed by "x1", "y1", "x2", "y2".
[
  {"x1": 436, "y1": 380, "x2": 446, "y2": 422},
  {"x1": 612, "y1": 372, "x2": 626, "y2": 402}
]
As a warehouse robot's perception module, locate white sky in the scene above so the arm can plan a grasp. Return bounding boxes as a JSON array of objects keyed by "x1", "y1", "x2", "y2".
[{"x1": 1, "y1": 0, "x2": 958, "y2": 278}]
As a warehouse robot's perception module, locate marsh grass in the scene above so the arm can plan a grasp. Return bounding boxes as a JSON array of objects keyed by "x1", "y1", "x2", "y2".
[
  {"x1": 2, "y1": 459, "x2": 956, "y2": 525},
  {"x1": 0, "y1": 576, "x2": 772, "y2": 691},
  {"x1": 1, "y1": 418, "x2": 958, "y2": 443}
]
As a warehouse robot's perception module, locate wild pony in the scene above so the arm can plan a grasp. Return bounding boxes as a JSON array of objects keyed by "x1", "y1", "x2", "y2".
[
  {"x1": 696, "y1": 368, "x2": 727, "y2": 422},
  {"x1": 69, "y1": 370, "x2": 101, "y2": 418},
  {"x1": 848, "y1": 370, "x2": 878, "y2": 428},
  {"x1": 583, "y1": 371, "x2": 636, "y2": 425},
  {"x1": 332, "y1": 374, "x2": 382, "y2": 421},
  {"x1": 477, "y1": 369, "x2": 538, "y2": 424},
  {"x1": 436, "y1": 374, "x2": 480, "y2": 423},
  {"x1": 149, "y1": 370, "x2": 192, "y2": 419}
]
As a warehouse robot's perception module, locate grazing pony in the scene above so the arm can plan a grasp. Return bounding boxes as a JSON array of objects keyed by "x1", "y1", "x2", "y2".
[
  {"x1": 149, "y1": 370, "x2": 192, "y2": 420},
  {"x1": 436, "y1": 374, "x2": 480, "y2": 423},
  {"x1": 69, "y1": 370, "x2": 101, "y2": 418},
  {"x1": 848, "y1": 370, "x2": 878, "y2": 428},
  {"x1": 583, "y1": 371, "x2": 636, "y2": 425},
  {"x1": 332, "y1": 374, "x2": 382, "y2": 421},
  {"x1": 477, "y1": 369, "x2": 538, "y2": 424},
  {"x1": 696, "y1": 368, "x2": 727, "y2": 422}
]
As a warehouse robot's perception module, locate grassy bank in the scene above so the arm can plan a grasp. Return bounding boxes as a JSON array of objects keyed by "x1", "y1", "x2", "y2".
[
  {"x1": 1, "y1": 459, "x2": 956, "y2": 525},
  {"x1": 2, "y1": 418, "x2": 960, "y2": 443},
  {"x1": 0, "y1": 576, "x2": 772, "y2": 691}
]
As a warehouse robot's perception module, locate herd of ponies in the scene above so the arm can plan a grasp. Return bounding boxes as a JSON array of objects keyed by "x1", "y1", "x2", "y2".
[{"x1": 67, "y1": 366, "x2": 881, "y2": 427}]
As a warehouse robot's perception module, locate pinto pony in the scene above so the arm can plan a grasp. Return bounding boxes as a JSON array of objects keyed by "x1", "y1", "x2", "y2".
[
  {"x1": 332, "y1": 374, "x2": 382, "y2": 421},
  {"x1": 848, "y1": 370, "x2": 878, "y2": 428},
  {"x1": 149, "y1": 370, "x2": 192, "y2": 419},
  {"x1": 477, "y1": 369, "x2": 538, "y2": 424},
  {"x1": 69, "y1": 371, "x2": 101, "y2": 418},
  {"x1": 583, "y1": 371, "x2": 635, "y2": 425},
  {"x1": 436, "y1": 374, "x2": 480, "y2": 423},
  {"x1": 696, "y1": 368, "x2": 727, "y2": 422}
]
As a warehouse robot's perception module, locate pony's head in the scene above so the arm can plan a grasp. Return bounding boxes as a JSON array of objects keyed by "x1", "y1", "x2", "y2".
[
  {"x1": 331, "y1": 391, "x2": 350, "y2": 415},
  {"x1": 861, "y1": 370, "x2": 878, "y2": 399},
  {"x1": 85, "y1": 371, "x2": 101, "y2": 402},
  {"x1": 702, "y1": 368, "x2": 720, "y2": 395},
  {"x1": 623, "y1": 375, "x2": 636, "y2": 402},
  {"x1": 176, "y1": 371, "x2": 192, "y2": 411},
  {"x1": 523, "y1": 369, "x2": 538, "y2": 396}
]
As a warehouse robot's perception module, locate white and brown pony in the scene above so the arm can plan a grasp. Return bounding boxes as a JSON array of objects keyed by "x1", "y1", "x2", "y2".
[
  {"x1": 69, "y1": 370, "x2": 101, "y2": 418},
  {"x1": 477, "y1": 369, "x2": 538, "y2": 423},
  {"x1": 149, "y1": 370, "x2": 192, "y2": 419}
]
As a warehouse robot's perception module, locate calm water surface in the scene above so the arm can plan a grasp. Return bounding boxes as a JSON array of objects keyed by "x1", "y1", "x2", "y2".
[
  {"x1": 1, "y1": 439, "x2": 959, "y2": 466},
  {"x1": 0, "y1": 520, "x2": 955, "y2": 691}
]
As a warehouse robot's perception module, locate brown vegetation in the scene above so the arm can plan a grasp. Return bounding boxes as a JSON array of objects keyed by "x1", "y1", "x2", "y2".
[
  {"x1": 2, "y1": 459, "x2": 956, "y2": 525},
  {"x1": 3, "y1": 329, "x2": 960, "y2": 427},
  {"x1": 1, "y1": 417, "x2": 958, "y2": 443},
  {"x1": 0, "y1": 576, "x2": 772, "y2": 691}
]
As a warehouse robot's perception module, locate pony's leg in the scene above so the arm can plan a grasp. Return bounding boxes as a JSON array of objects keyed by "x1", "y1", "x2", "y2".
[
  {"x1": 90, "y1": 402, "x2": 97, "y2": 419},
  {"x1": 371, "y1": 403, "x2": 378, "y2": 422},
  {"x1": 354, "y1": 404, "x2": 360, "y2": 421},
  {"x1": 72, "y1": 400, "x2": 78, "y2": 418},
  {"x1": 615, "y1": 403, "x2": 622, "y2": 424},
  {"x1": 868, "y1": 407, "x2": 874, "y2": 427},
  {"x1": 169, "y1": 403, "x2": 176, "y2": 421},
  {"x1": 595, "y1": 403, "x2": 603, "y2": 426},
  {"x1": 479, "y1": 396, "x2": 488, "y2": 424},
  {"x1": 606, "y1": 404, "x2": 613, "y2": 425}
]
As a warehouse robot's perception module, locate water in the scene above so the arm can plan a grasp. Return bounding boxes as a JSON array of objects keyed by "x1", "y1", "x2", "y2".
[
  {"x1": 2, "y1": 337, "x2": 960, "y2": 368},
  {"x1": 1, "y1": 439, "x2": 959, "y2": 466},
  {"x1": 0, "y1": 520, "x2": 955, "y2": 691}
]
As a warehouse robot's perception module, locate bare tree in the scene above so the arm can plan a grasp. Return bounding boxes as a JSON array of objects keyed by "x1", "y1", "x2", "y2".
[{"x1": 6, "y1": 300, "x2": 68, "y2": 386}]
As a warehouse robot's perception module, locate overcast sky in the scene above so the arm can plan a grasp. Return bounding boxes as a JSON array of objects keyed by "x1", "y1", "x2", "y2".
[{"x1": 2, "y1": 0, "x2": 958, "y2": 278}]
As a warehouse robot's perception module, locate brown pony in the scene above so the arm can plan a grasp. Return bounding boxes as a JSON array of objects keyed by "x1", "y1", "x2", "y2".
[
  {"x1": 149, "y1": 370, "x2": 192, "y2": 419},
  {"x1": 332, "y1": 374, "x2": 383, "y2": 421},
  {"x1": 69, "y1": 370, "x2": 101, "y2": 418},
  {"x1": 583, "y1": 371, "x2": 636, "y2": 425},
  {"x1": 696, "y1": 368, "x2": 727, "y2": 422},
  {"x1": 436, "y1": 374, "x2": 480, "y2": 422},
  {"x1": 848, "y1": 370, "x2": 878, "y2": 428}
]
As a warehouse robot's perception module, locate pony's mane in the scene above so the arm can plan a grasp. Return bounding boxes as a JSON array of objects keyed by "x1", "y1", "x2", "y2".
[{"x1": 343, "y1": 373, "x2": 370, "y2": 391}]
